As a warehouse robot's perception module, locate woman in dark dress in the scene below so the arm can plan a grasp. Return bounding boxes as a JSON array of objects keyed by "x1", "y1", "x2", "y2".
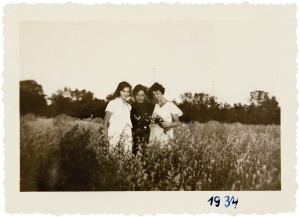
[{"x1": 130, "y1": 84, "x2": 155, "y2": 155}]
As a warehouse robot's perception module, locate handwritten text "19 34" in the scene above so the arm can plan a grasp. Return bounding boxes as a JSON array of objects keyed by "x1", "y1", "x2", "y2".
[{"x1": 208, "y1": 196, "x2": 238, "y2": 208}]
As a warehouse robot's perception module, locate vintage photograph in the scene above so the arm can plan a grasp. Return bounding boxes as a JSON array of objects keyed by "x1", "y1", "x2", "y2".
[
  {"x1": 20, "y1": 16, "x2": 281, "y2": 192},
  {"x1": 3, "y1": 2, "x2": 297, "y2": 214}
]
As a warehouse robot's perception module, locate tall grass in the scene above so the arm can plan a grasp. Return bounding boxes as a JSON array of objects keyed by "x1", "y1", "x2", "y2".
[{"x1": 20, "y1": 116, "x2": 280, "y2": 191}]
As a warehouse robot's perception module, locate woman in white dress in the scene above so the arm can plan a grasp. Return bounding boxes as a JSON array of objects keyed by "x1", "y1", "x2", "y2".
[
  {"x1": 103, "y1": 81, "x2": 133, "y2": 152},
  {"x1": 148, "y1": 82, "x2": 183, "y2": 144}
]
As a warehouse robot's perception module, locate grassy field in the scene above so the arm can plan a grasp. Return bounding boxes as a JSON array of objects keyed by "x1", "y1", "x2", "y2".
[{"x1": 20, "y1": 114, "x2": 280, "y2": 191}]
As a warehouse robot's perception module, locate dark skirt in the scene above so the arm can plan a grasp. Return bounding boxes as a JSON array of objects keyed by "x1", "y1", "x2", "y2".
[{"x1": 132, "y1": 128, "x2": 150, "y2": 155}]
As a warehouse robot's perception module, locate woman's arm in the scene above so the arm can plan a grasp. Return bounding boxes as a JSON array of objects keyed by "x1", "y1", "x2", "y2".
[
  {"x1": 160, "y1": 114, "x2": 180, "y2": 129},
  {"x1": 103, "y1": 111, "x2": 112, "y2": 141}
]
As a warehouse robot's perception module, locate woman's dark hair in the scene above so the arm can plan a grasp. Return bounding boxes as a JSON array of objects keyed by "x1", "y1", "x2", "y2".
[
  {"x1": 132, "y1": 84, "x2": 147, "y2": 96},
  {"x1": 113, "y1": 81, "x2": 132, "y2": 98},
  {"x1": 148, "y1": 82, "x2": 165, "y2": 100}
]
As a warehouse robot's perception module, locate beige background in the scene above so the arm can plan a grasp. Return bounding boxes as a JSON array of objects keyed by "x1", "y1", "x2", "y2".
[
  {"x1": 3, "y1": 3, "x2": 297, "y2": 214},
  {"x1": 19, "y1": 5, "x2": 292, "y2": 105},
  {"x1": 20, "y1": 19, "x2": 286, "y2": 105}
]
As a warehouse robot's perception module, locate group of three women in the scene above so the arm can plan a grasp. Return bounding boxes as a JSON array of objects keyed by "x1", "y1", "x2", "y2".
[{"x1": 103, "y1": 81, "x2": 183, "y2": 155}]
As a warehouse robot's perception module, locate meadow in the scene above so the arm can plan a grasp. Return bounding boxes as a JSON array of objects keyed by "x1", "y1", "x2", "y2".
[{"x1": 20, "y1": 114, "x2": 280, "y2": 191}]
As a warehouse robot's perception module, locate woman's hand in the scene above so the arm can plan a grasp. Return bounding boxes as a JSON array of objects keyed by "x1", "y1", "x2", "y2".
[
  {"x1": 159, "y1": 114, "x2": 180, "y2": 129},
  {"x1": 103, "y1": 111, "x2": 112, "y2": 143},
  {"x1": 104, "y1": 131, "x2": 109, "y2": 142},
  {"x1": 159, "y1": 122, "x2": 173, "y2": 129}
]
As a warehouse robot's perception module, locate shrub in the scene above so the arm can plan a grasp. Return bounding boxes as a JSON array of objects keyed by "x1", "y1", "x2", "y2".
[
  {"x1": 53, "y1": 114, "x2": 77, "y2": 127},
  {"x1": 21, "y1": 113, "x2": 36, "y2": 121},
  {"x1": 91, "y1": 117, "x2": 103, "y2": 124},
  {"x1": 20, "y1": 119, "x2": 281, "y2": 191}
]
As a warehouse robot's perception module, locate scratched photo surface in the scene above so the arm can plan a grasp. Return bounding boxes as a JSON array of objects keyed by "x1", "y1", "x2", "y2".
[{"x1": 4, "y1": 3, "x2": 297, "y2": 214}]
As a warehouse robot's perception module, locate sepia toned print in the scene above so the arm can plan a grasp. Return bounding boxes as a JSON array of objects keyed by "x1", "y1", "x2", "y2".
[{"x1": 4, "y1": 3, "x2": 297, "y2": 214}]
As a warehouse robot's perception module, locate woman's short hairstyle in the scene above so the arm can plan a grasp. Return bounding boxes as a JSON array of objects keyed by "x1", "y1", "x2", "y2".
[
  {"x1": 148, "y1": 82, "x2": 165, "y2": 100},
  {"x1": 132, "y1": 84, "x2": 147, "y2": 96},
  {"x1": 113, "y1": 81, "x2": 132, "y2": 98}
]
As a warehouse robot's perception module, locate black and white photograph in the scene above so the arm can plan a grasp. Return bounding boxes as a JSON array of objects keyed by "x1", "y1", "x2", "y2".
[
  {"x1": 19, "y1": 10, "x2": 284, "y2": 192},
  {"x1": 3, "y1": 2, "x2": 298, "y2": 214}
]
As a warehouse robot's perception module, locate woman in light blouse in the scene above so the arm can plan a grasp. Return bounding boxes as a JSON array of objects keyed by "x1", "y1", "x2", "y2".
[
  {"x1": 148, "y1": 82, "x2": 183, "y2": 144},
  {"x1": 104, "y1": 81, "x2": 133, "y2": 152}
]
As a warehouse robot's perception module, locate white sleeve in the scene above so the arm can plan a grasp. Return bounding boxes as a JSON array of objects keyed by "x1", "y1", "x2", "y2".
[
  {"x1": 105, "y1": 100, "x2": 117, "y2": 113},
  {"x1": 152, "y1": 104, "x2": 159, "y2": 115},
  {"x1": 168, "y1": 102, "x2": 183, "y2": 117}
]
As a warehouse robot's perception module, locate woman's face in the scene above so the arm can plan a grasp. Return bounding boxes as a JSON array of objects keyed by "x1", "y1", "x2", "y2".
[
  {"x1": 135, "y1": 90, "x2": 146, "y2": 103},
  {"x1": 120, "y1": 87, "x2": 130, "y2": 100},
  {"x1": 152, "y1": 90, "x2": 164, "y2": 103}
]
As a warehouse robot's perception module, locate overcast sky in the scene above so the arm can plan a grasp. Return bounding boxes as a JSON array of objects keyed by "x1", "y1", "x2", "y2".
[{"x1": 20, "y1": 9, "x2": 295, "y2": 105}]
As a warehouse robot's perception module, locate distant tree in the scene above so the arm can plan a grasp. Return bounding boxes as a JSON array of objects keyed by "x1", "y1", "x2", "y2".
[
  {"x1": 249, "y1": 90, "x2": 269, "y2": 106},
  {"x1": 26, "y1": 80, "x2": 280, "y2": 125},
  {"x1": 178, "y1": 90, "x2": 280, "y2": 125},
  {"x1": 81, "y1": 90, "x2": 94, "y2": 101},
  {"x1": 192, "y1": 93, "x2": 209, "y2": 122},
  {"x1": 247, "y1": 90, "x2": 280, "y2": 124},
  {"x1": 179, "y1": 92, "x2": 216, "y2": 123},
  {"x1": 20, "y1": 80, "x2": 47, "y2": 115},
  {"x1": 48, "y1": 87, "x2": 105, "y2": 118},
  {"x1": 259, "y1": 95, "x2": 280, "y2": 124},
  {"x1": 48, "y1": 90, "x2": 72, "y2": 116},
  {"x1": 265, "y1": 96, "x2": 280, "y2": 124},
  {"x1": 180, "y1": 92, "x2": 193, "y2": 103},
  {"x1": 207, "y1": 96, "x2": 220, "y2": 121},
  {"x1": 232, "y1": 103, "x2": 248, "y2": 124},
  {"x1": 178, "y1": 103, "x2": 191, "y2": 123},
  {"x1": 178, "y1": 92, "x2": 194, "y2": 122},
  {"x1": 220, "y1": 103, "x2": 236, "y2": 123}
]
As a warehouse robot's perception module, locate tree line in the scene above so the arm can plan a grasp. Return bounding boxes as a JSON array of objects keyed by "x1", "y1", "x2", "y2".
[{"x1": 20, "y1": 80, "x2": 280, "y2": 125}]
